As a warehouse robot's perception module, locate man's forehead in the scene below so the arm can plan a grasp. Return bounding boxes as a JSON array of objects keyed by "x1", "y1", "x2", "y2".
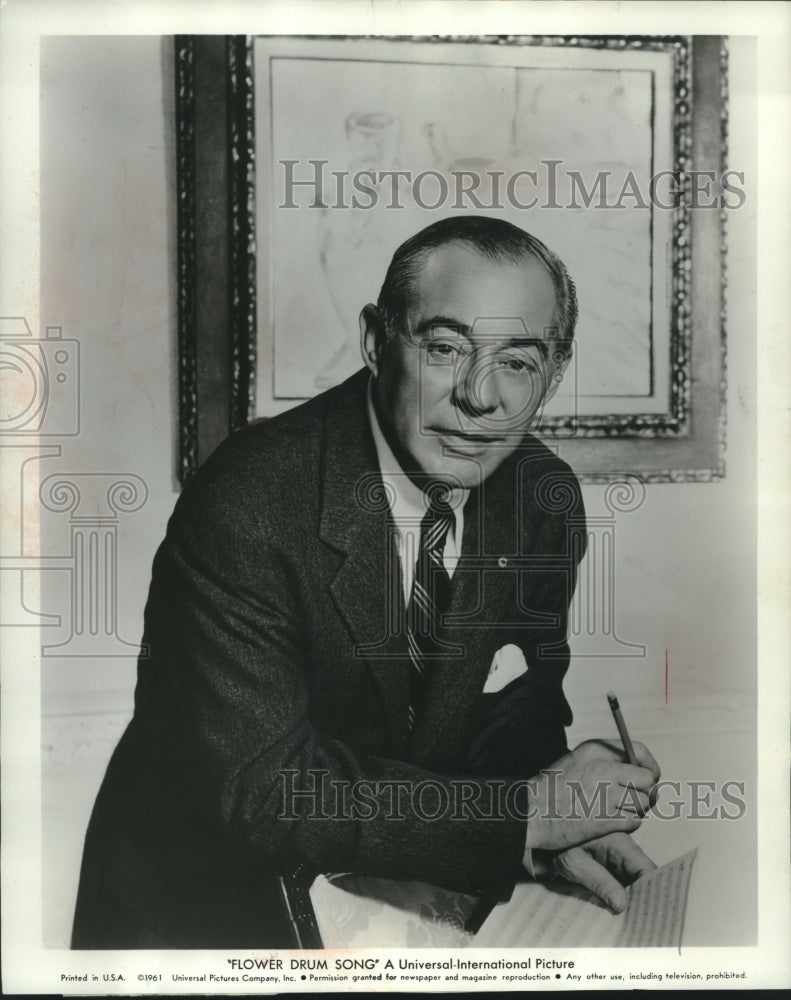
[
  {"x1": 410, "y1": 242, "x2": 555, "y2": 300},
  {"x1": 438, "y1": 316, "x2": 549, "y2": 340},
  {"x1": 405, "y1": 242, "x2": 559, "y2": 331}
]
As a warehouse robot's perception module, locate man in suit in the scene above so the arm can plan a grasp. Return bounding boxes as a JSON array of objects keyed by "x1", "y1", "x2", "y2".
[{"x1": 72, "y1": 216, "x2": 660, "y2": 949}]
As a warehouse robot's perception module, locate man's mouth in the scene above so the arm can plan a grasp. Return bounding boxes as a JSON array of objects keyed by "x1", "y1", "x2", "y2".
[
  {"x1": 433, "y1": 428, "x2": 503, "y2": 443},
  {"x1": 430, "y1": 429, "x2": 509, "y2": 455}
]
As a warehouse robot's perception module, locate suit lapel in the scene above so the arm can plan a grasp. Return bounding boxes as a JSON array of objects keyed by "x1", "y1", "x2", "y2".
[
  {"x1": 318, "y1": 371, "x2": 410, "y2": 753},
  {"x1": 409, "y1": 467, "x2": 517, "y2": 764},
  {"x1": 409, "y1": 442, "x2": 556, "y2": 764}
]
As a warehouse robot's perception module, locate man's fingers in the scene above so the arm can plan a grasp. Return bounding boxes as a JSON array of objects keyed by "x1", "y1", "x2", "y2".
[
  {"x1": 554, "y1": 848, "x2": 628, "y2": 914},
  {"x1": 571, "y1": 739, "x2": 623, "y2": 763},
  {"x1": 577, "y1": 766, "x2": 652, "y2": 817},
  {"x1": 615, "y1": 764, "x2": 659, "y2": 816},
  {"x1": 630, "y1": 742, "x2": 661, "y2": 782},
  {"x1": 572, "y1": 739, "x2": 661, "y2": 783},
  {"x1": 607, "y1": 814, "x2": 643, "y2": 836},
  {"x1": 583, "y1": 814, "x2": 643, "y2": 843},
  {"x1": 615, "y1": 785, "x2": 651, "y2": 817},
  {"x1": 615, "y1": 763, "x2": 659, "y2": 790},
  {"x1": 527, "y1": 812, "x2": 642, "y2": 854},
  {"x1": 590, "y1": 832, "x2": 657, "y2": 884}
]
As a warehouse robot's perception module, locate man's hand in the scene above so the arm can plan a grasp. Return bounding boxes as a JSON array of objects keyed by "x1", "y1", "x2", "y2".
[
  {"x1": 523, "y1": 738, "x2": 661, "y2": 854},
  {"x1": 553, "y1": 832, "x2": 657, "y2": 913}
]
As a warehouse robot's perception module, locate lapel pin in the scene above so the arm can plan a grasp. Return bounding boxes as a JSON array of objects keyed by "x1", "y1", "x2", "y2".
[{"x1": 498, "y1": 557, "x2": 508, "y2": 569}]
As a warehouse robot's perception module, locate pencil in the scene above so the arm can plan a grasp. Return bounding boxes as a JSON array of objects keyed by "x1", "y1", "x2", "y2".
[{"x1": 607, "y1": 690, "x2": 638, "y2": 766}]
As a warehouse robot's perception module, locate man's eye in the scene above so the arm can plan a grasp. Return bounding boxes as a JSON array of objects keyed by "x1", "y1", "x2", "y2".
[
  {"x1": 497, "y1": 356, "x2": 538, "y2": 374},
  {"x1": 425, "y1": 342, "x2": 460, "y2": 360}
]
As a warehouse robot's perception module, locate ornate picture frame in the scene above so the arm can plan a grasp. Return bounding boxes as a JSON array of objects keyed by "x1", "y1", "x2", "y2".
[{"x1": 175, "y1": 35, "x2": 727, "y2": 484}]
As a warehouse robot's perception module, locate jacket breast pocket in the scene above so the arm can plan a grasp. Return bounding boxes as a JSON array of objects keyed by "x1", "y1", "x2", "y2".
[{"x1": 482, "y1": 643, "x2": 529, "y2": 694}]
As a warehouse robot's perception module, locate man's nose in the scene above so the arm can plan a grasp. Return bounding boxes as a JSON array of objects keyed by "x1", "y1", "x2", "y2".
[{"x1": 451, "y1": 353, "x2": 500, "y2": 417}]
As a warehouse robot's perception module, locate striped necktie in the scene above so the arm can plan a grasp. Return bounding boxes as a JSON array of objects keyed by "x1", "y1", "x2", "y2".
[{"x1": 406, "y1": 495, "x2": 455, "y2": 732}]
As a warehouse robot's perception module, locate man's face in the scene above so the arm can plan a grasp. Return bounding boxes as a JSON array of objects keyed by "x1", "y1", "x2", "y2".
[{"x1": 362, "y1": 243, "x2": 568, "y2": 489}]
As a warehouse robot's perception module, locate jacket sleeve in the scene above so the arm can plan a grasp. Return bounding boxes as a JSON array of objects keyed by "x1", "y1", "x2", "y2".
[{"x1": 135, "y1": 476, "x2": 529, "y2": 901}]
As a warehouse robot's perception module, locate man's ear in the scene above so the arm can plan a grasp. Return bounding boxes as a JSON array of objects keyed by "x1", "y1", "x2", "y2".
[
  {"x1": 360, "y1": 304, "x2": 386, "y2": 378},
  {"x1": 542, "y1": 344, "x2": 573, "y2": 405}
]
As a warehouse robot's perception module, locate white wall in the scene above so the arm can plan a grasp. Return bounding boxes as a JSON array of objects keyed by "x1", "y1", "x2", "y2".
[
  {"x1": 41, "y1": 35, "x2": 180, "y2": 703},
  {"x1": 40, "y1": 36, "x2": 757, "y2": 946},
  {"x1": 40, "y1": 36, "x2": 180, "y2": 945}
]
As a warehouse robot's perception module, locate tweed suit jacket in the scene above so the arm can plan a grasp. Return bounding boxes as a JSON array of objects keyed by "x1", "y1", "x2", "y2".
[{"x1": 72, "y1": 368, "x2": 586, "y2": 949}]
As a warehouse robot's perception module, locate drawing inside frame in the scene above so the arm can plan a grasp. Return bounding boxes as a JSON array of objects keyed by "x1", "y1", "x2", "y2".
[{"x1": 175, "y1": 34, "x2": 728, "y2": 483}]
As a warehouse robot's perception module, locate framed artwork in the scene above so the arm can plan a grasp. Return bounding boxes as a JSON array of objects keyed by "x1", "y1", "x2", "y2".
[{"x1": 175, "y1": 34, "x2": 728, "y2": 484}]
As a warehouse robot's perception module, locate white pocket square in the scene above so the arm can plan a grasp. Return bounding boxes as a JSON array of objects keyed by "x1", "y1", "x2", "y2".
[{"x1": 483, "y1": 644, "x2": 528, "y2": 694}]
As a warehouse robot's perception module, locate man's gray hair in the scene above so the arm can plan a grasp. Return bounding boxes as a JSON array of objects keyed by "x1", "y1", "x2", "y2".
[{"x1": 376, "y1": 215, "x2": 578, "y2": 359}]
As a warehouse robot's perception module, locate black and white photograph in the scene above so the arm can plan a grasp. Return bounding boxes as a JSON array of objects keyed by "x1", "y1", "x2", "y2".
[{"x1": 1, "y1": 0, "x2": 789, "y2": 993}]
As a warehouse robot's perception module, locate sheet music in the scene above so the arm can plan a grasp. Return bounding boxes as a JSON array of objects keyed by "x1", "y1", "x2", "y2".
[
  {"x1": 309, "y1": 849, "x2": 697, "y2": 949},
  {"x1": 475, "y1": 849, "x2": 698, "y2": 949}
]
